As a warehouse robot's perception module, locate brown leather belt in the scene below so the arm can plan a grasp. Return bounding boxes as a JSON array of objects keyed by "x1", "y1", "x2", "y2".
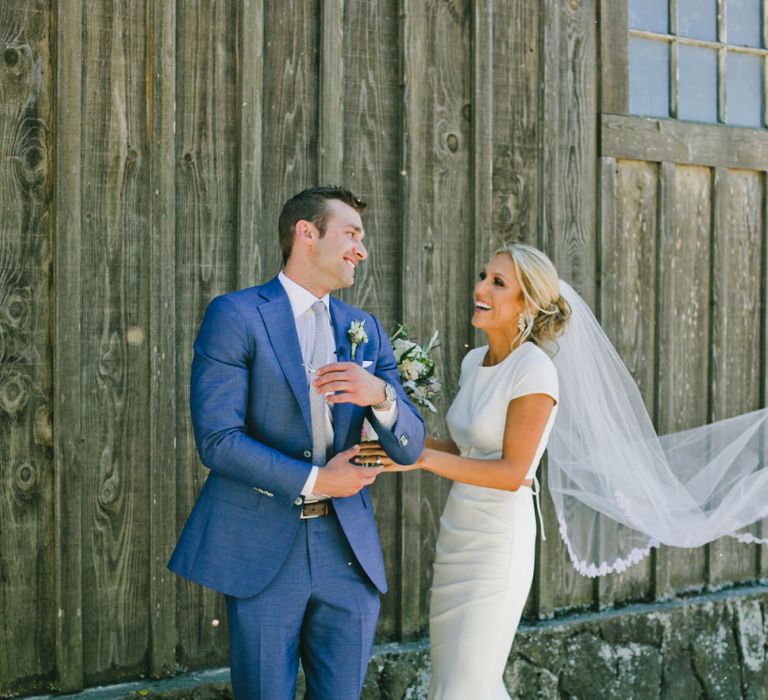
[{"x1": 300, "y1": 500, "x2": 333, "y2": 519}]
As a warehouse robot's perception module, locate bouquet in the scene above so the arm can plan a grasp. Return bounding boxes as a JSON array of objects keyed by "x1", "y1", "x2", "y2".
[
  {"x1": 390, "y1": 325, "x2": 441, "y2": 413},
  {"x1": 361, "y1": 325, "x2": 442, "y2": 443}
]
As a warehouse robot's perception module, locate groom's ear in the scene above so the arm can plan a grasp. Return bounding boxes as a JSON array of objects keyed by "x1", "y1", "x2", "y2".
[{"x1": 295, "y1": 219, "x2": 318, "y2": 246}]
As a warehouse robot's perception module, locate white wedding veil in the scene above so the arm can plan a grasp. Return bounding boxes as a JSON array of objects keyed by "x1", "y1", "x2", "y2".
[{"x1": 545, "y1": 280, "x2": 768, "y2": 577}]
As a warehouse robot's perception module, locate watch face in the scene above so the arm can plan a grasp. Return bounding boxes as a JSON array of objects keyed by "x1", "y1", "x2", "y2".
[{"x1": 385, "y1": 383, "x2": 396, "y2": 401}]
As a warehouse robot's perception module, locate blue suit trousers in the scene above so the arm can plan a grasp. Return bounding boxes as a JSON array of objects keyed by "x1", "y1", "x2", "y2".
[{"x1": 226, "y1": 511, "x2": 380, "y2": 699}]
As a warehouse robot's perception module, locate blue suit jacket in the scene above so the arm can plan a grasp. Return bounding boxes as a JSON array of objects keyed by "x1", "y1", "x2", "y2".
[{"x1": 168, "y1": 276, "x2": 426, "y2": 597}]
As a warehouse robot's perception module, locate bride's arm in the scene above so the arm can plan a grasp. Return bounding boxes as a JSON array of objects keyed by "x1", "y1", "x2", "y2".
[
  {"x1": 387, "y1": 393, "x2": 555, "y2": 491},
  {"x1": 425, "y1": 436, "x2": 459, "y2": 454}
]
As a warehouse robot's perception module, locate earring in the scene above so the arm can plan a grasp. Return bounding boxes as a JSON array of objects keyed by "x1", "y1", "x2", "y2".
[{"x1": 517, "y1": 314, "x2": 527, "y2": 335}]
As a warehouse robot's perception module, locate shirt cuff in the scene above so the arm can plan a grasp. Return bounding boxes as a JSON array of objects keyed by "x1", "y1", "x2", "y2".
[
  {"x1": 301, "y1": 466, "x2": 320, "y2": 498},
  {"x1": 372, "y1": 398, "x2": 398, "y2": 429}
]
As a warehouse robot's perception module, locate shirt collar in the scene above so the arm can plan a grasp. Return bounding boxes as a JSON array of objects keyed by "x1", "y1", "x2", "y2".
[{"x1": 278, "y1": 271, "x2": 331, "y2": 320}]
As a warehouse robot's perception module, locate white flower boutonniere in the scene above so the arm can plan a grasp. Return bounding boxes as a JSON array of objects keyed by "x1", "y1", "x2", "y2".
[{"x1": 348, "y1": 320, "x2": 368, "y2": 361}]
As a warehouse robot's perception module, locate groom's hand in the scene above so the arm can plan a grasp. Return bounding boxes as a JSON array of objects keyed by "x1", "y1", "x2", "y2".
[
  {"x1": 313, "y1": 362, "x2": 387, "y2": 406},
  {"x1": 313, "y1": 445, "x2": 383, "y2": 497}
]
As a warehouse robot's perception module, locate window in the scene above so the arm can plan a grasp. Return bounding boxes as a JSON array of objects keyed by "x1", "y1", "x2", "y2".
[{"x1": 629, "y1": 0, "x2": 767, "y2": 127}]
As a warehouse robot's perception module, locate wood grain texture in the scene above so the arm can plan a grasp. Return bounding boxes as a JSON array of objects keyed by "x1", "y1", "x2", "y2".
[
  {"x1": 0, "y1": 1, "x2": 55, "y2": 693},
  {"x1": 654, "y1": 163, "x2": 711, "y2": 597},
  {"x1": 598, "y1": 0, "x2": 628, "y2": 113},
  {"x1": 602, "y1": 114, "x2": 768, "y2": 171},
  {"x1": 488, "y1": 0, "x2": 537, "y2": 246},
  {"x1": 175, "y1": 0, "x2": 240, "y2": 667},
  {"x1": 319, "y1": 0, "x2": 344, "y2": 184},
  {"x1": 400, "y1": 0, "x2": 473, "y2": 639},
  {"x1": 708, "y1": 168, "x2": 763, "y2": 588},
  {"x1": 236, "y1": 0, "x2": 265, "y2": 288},
  {"x1": 538, "y1": 0, "x2": 598, "y2": 616},
  {"x1": 79, "y1": 1, "x2": 152, "y2": 681},
  {"x1": 148, "y1": 0, "x2": 177, "y2": 678},
  {"x1": 257, "y1": 0, "x2": 319, "y2": 280},
  {"x1": 339, "y1": 0, "x2": 402, "y2": 639},
  {"x1": 597, "y1": 158, "x2": 657, "y2": 606},
  {"x1": 52, "y1": 0, "x2": 83, "y2": 690}
]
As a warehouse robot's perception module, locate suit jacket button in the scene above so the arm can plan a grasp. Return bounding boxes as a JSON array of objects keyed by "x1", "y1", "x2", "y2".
[
  {"x1": 303, "y1": 450, "x2": 311, "y2": 458},
  {"x1": 399, "y1": 434, "x2": 409, "y2": 447},
  {"x1": 294, "y1": 497, "x2": 303, "y2": 506}
]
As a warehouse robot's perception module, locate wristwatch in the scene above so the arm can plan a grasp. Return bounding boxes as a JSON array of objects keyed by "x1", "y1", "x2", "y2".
[{"x1": 372, "y1": 382, "x2": 396, "y2": 411}]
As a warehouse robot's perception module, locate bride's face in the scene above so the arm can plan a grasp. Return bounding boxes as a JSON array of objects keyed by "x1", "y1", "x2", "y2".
[{"x1": 472, "y1": 253, "x2": 526, "y2": 333}]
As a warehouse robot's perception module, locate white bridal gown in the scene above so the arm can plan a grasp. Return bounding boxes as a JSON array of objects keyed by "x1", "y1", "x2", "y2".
[{"x1": 429, "y1": 342, "x2": 558, "y2": 700}]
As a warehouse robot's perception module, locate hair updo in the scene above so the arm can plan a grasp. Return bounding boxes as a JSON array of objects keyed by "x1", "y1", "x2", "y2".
[{"x1": 495, "y1": 242, "x2": 571, "y2": 347}]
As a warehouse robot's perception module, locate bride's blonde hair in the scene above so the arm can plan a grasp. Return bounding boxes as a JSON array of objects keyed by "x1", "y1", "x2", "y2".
[{"x1": 495, "y1": 242, "x2": 571, "y2": 346}]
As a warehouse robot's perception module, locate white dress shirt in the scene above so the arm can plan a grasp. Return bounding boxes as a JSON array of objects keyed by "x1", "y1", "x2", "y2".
[{"x1": 278, "y1": 272, "x2": 398, "y2": 499}]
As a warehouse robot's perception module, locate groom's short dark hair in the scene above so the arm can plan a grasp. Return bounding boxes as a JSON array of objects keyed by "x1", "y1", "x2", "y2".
[{"x1": 278, "y1": 186, "x2": 367, "y2": 264}]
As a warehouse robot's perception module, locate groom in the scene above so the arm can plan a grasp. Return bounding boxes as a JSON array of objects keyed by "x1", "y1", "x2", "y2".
[{"x1": 169, "y1": 186, "x2": 426, "y2": 698}]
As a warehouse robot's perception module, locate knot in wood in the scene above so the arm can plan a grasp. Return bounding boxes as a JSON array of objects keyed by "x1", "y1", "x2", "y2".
[
  {"x1": 2, "y1": 44, "x2": 30, "y2": 78},
  {"x1": 446, "y1": 133, "x2": 459, "y2": 153},
  {"x1": 3, "y1": 48, "x2": 19, "y2": 67},
  {"x1": 0, "y1": 371, "x2": 28, "y2": 415},
  {"x1": 99, "y1": 476, "x2": 119, "y2": 507},
  {"x1": 4, "y1": 290, "x2": 30, "y2": 328},
  {"x1": 15, "y1": 463, "x2": 36, "y2": 493}
]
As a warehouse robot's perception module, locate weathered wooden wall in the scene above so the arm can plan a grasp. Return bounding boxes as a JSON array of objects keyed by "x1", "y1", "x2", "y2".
[{"x1": 0, "y1": 0, "x2": 767, "y2": 695}]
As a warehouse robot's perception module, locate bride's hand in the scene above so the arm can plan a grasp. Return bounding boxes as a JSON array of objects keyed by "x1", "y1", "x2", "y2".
[{"x1": 355, "y1": 442, "x2": 424, "y2": 471}]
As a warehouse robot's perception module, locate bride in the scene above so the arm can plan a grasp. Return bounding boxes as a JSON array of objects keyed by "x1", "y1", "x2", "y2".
[
  {"x1": 364, "y1": 241, "x2": 768, "y2": 698},
  {"x1": 367, "y1": 242, "x2": 570, "y2": 698}
]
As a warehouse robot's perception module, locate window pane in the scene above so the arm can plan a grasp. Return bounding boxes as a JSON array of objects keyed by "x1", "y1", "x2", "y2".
[
  {"x1": 629, "y1": 0, "x2": 669, "y2": 33},
  {"x1": 728, "y1": 0, "x2": 762, "y2": 47},
  {"x1": 726, "y1": 53, "x2": 763, "y2": 126},
  {"x1": 679, "y1": 46, "x2": 719, "y2": 122},
  {"x1": 678, "y1": 0, "x2": 717, "y2": 41},
  {"x1": 629, "y1": 38, "x2": 670, "y2": 117}
]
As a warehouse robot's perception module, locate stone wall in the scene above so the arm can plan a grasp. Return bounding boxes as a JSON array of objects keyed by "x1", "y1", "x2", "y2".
[{"x1": 31, "y1": 586, "x2": 768, "y2": 699}]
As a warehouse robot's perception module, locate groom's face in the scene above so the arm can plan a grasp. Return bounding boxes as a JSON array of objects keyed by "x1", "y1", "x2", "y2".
[{"x1": 311, "y1": 199, "x2": 368, "y2": 290}]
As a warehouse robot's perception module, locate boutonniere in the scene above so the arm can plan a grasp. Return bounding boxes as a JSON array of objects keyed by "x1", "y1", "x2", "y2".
[{"x1": 347, "y1": 320, "x2": 368, "y2": 361}]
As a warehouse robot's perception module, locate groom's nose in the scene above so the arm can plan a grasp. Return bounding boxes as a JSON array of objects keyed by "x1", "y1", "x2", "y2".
[{"x1": 354, "y1": 241, "x2": 368, "y2": 261}]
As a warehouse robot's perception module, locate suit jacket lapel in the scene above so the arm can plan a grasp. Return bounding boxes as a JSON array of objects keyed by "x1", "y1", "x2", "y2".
[
  {"x1": 330, "y1": 298, "x2": 356, "y2": 451},
  {"x1": 258, "y1": 277, "x2": 312, "y2": 437}
]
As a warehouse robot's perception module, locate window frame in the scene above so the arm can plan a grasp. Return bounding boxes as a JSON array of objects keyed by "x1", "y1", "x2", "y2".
[{"x1": 602, "y1": 0, "x2": 768, "y2": 127}]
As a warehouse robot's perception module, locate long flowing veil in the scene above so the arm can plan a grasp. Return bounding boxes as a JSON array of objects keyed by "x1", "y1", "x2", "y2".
[{"x1": 545, "y1": 281, "x2": 768, "y2": 577}]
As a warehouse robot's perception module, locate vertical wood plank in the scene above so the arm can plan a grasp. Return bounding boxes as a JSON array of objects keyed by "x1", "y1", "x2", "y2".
[
  {"x1": 597, "y1": 158, "x2": 657, "y2": 606},
  {"x1": 400, "y1": 0, "x2": 473, "y2": 638},
  {"x1": 598, "y1": 0, "x2": 629, "y2": 113},
  {"x1": 258, "y1": 0, "x2": 320, "y2": 279},
  {"x1": 488, "y1": 0, "x2": 538, "y2": 248},
  {"x1": 0, "y1": 0, "x2": 56, "y2": 693},
  {"x1": 708, "y1": 168, "x2": 763, "y2": 588},
  {"x1": 472, "y1": 0, "x2": 492, "y2": 258},
  {"x1": 52, "y1": 0, "x2": 84, "y2": 690},
  {"x1": 538, "y1": 0, "x2": 598, "y2": 616},
  {"x1": 319, "y1": 0, "x2": 344, "y2": 185},
  {"x1": 340, "y1": 0, "x2": 404, "y2": 639},
  {"x1": 236, "y1": 0, "x2": 265, "y2": 288},
  {"x1": 148, "y1": 0, "x2": 177, "y2": 678},
  {"x1": 654, "y1": 162, "x2": 711, "y2": 597},
  {"x1": 175, "y1": 0, "x2": 240, "y2": 667},
  {"x1": 79, "y1": 1, "x2": 152, "y2": 681}
]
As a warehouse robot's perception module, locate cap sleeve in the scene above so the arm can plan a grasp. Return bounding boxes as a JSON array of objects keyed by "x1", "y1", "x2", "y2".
[{"x1": 506, "y1": 350, "x2": 559, "y2": 404}]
